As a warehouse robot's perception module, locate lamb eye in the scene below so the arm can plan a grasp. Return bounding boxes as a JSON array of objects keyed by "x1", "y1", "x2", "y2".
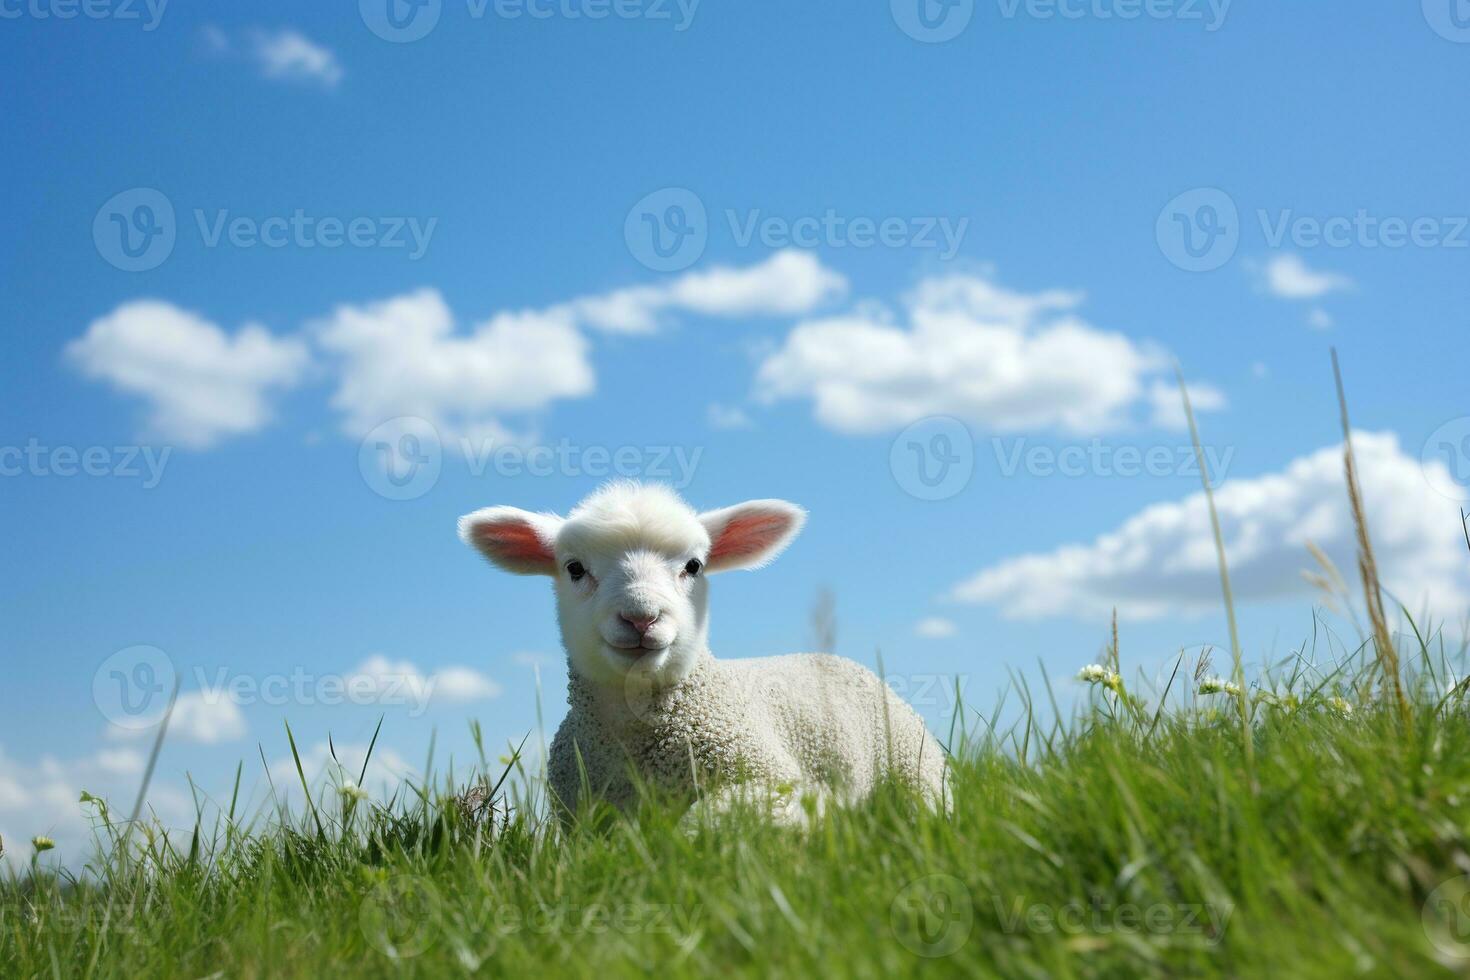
[
  {"x1": 684, "y1": 558, "x2": 702, "y2": 577},
  {"x1": 565, "y1": 561, "x2": 587, "y2": 581}
]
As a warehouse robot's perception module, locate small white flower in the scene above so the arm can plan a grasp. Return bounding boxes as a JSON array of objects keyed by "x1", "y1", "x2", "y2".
[
  {"x1": 31, "y1": 836, "x2": 55, "y2": 853},
  {"x1": 1328, "y1": 697, "x2": 1353, "y2": 716},
  {"x1": 338, "y1": 781, "x2": 369, "y2": 802},
  {"x1": 1198, "y1": 677, "x2": 1243, "y2": 698},
  {"x1": 1078, "y1": 664, "x2": 1110, "y2": 684}
]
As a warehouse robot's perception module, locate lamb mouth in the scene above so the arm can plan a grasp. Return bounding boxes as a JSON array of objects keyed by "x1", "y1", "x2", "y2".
[{"x1": 606, "y1": 640, "x2": 670, "y2": 657}]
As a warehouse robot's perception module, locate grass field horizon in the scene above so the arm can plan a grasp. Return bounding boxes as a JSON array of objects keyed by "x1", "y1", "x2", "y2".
[{"x1": 5, "y1": 378, "x2": 1470, "y2": 978}]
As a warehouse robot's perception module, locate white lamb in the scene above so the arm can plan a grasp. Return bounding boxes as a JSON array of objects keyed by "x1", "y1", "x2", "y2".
[{"x1": 458, "y1": 481, "x2": 948, "y2": 825}]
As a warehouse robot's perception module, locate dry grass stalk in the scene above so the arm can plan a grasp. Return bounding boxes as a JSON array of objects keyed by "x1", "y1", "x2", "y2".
[{"x1": 1330, "y1": 349, "x2": 1411, "y2": 728}]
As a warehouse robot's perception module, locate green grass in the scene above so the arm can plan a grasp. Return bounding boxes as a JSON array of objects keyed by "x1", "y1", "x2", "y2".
[{"x1": 6, "y1": 640, "x2": 1470, "y2": 978}]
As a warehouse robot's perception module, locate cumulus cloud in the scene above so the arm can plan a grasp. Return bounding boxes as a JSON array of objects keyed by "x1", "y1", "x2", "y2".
[
  {"x1": 707, "y1": 403, "x2": 754, "y2": 430},
  {"x1": 204, "y1": 26, "x2": 343, "y2": 89},
  {"x1": 107, "y1": 690, "x2": 248, "y2": 745},
  {"x1": 1260, "y1": 254, "x2": 1353, "y2": 300},
  {"x1": 346, "y1": 655, "x2": 501, "y2": 713},
  {"x1": 950, "y1": 432, "x2": 1470, "y2": 624},
  {"x1": 0, "y1": 745, "x2": 194, "y2": 871},
  {"x1": 1147, "y1": 380, "x2": 1228, "y2": 432},
  {"x1": 755, "y1": 270, "x2": 1210, "y2": 435},
  {"x1": 65, "y1": 301, "x2": 309, "y2": 449},
  {"x1": 915, "y1": 617, "x2": 957, "y2": 639},
  {"x1": 571, "y1": 250, "x2": 846, "y2": 334},
  {"x1": 313, "y1": 289, "x2": 594, "y2": 443}
]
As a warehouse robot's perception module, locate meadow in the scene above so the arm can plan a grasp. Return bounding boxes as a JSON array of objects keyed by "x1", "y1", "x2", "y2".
[{"x1": 4, "y1": 378, "x2": 1470, "y2": 978}]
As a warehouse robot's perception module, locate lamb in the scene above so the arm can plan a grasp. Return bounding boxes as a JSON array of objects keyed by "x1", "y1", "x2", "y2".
[{"x1": 458, "y1": 481, "x2": 948, "y2": 825}]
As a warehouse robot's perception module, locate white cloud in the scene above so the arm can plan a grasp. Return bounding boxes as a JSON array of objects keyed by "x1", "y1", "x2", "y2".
[
  {"x1": 950, "y1": 432, "x2": 1470, "y2": 624},
  {"x1": 94, "y1": 748, "x2": 146, "y2": 775},
  {"x1": 755, "y1": 270, "x2": 1205, "y2": 435},
  {"x1": 203, "y1": 26, "x2": 342, "y2": 89},
  {"x1": 107, "y1": 690, "x2": 248, "y2": 745},
  {"x1": 1260, "y1": 254, "x2": 1353, "y2": 300},
  {"x1": 66, "y1": 301, "x2": 309, "y2": 449},
  {"x1": 571, "y1": 250, "x2": 847, "y2": 334},
  {"x1": 0, "y1": 745, "x2": 195, "y2": 871},
  {"x1": 915, "y1": 617, "x2": 957, "y2": 639},
  {"x1": 346, "y1": 655, "x2": 502, "y2": 712},
  {"x1": 1308, "y1": 308, "x2": 1334, "y2": 330},
  {"x1": 250, "y1": 29, "x2": 343, "y2": 88},
  {"x1": 707, "y1": 403, "x2": 754, "y2": 430},
  {"x1": 1147, "y1": 379, "x2": 1228, "y2": 432},
  {"x1": 314, "y1": 289, "x2": 594, "y2": 443}
]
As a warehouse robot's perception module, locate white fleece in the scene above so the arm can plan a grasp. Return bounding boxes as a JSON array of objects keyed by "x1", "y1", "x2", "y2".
[{"x1": 547, "y1": 651, "x2": 949, "y2": 820}]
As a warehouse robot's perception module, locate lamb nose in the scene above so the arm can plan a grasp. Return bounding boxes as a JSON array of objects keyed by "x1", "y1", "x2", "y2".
[{"x1": 620, "y1": 613, "x2": 659, "y2": 634}]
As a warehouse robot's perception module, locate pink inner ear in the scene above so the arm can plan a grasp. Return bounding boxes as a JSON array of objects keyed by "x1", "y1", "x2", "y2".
[
  {"x1": 710, "y1": 511, "x2": 790, "y2": 564},
  {"x1": 474, "y1": 520, "x2": 553, "y2": 565}
]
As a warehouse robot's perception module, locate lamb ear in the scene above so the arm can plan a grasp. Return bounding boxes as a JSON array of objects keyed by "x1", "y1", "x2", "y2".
[
  {"x1": 699, "y1": 499, "x2": 806, "y2": 573},
  {"x1": 458, "y1": 506, "x2": 562, "y2": 576}
]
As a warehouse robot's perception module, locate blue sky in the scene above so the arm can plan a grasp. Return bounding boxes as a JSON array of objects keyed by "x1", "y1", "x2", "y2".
[{"x1": 4, "y1": 0, "x2": 1470, "y2": 868}]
